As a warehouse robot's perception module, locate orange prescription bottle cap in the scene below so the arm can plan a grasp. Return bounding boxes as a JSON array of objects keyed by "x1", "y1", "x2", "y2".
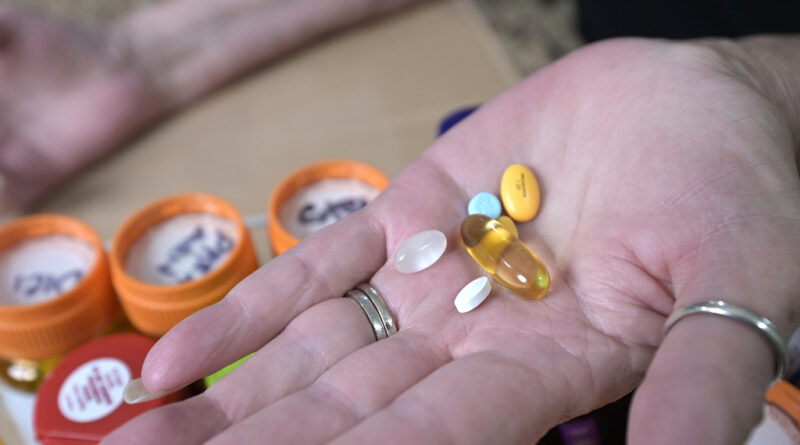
[
  {"x1": 0, "y1": 215, "x2": 116, "y2": 361},
  {"x1": 110, "y1": 193, "x2": 258, "y2": 337},
  {"x1": 34, "y1": 334, "x2": 182, "y2": 444},
  {"x1": 766, "y1": 381, "x2": 800, "y2": 423},
  {"x1": 268, "y1": 160, "x2": 390, "y2": 256},
  {"x1": 746, "y1": 381, "x2": 800, "y2": 444}
]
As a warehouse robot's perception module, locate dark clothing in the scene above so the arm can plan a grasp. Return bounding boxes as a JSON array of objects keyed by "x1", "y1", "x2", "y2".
[{"x1": 579, "y1": 0, "x2": 800, "y2": 41}]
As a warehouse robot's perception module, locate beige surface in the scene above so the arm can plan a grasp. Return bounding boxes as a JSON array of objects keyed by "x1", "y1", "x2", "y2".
[{"x1": 32, "y1": 0, "x2": 518, "y2": 263}]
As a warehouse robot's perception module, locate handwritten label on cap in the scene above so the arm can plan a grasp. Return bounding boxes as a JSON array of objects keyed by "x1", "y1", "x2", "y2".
[
  {"x1": 279, "y1": 179, "x2": 380, "y2": 239},
  {"x1": 125, "y1": 213, "x2": 239, "y2": 286},
  {"x1": 0, "y1": 236, "x2": 95, "y2": 306}
]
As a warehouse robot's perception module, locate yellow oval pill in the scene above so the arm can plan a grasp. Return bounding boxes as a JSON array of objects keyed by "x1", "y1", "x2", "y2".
[
  {"x1": 500, "y1": 164, "x2": 540, "y2": 222},
  {"x1": 497, "y1": 216, "x2": 518, "y2": 238}
]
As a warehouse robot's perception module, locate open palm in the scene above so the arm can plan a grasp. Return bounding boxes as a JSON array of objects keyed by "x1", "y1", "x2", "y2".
[{"x1": 105, "y1": 38, "x2": 800, "y2": 445}]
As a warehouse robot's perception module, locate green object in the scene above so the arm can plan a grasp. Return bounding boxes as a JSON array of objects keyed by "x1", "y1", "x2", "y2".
[{"x1": 203, "y1": 353, "x2": 253, "y2": 387}]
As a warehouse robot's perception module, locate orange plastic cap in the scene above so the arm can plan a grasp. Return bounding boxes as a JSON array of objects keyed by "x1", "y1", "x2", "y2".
[
  {"x1": 267, "y1": 160, "x2": 390, "y2": 256},
  {"x1": 110, "y1": 193, "x2": 258, "y2": 337},
  {"x1": 0, "y1": 215, "x2": 116, "y2": 361},
  {"x1": 766, "y1": 380, "x2": 800, "y2": 422}
]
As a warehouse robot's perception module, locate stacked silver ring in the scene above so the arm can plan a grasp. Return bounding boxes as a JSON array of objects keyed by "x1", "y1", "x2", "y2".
[{"x1": 345, "y1": 283, "x2": 397, "y2": 341}]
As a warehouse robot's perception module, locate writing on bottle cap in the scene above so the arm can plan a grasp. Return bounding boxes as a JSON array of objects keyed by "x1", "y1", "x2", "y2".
[
  {"x1": 0, "y1": 235, "x2": 95, "y2": 306},
  {"x1": 278, "y1": 179, "x2": 379, "y2": 240},
  {"x1": 267, "y1": 160, "x2": 390, "y2": 256},
  {"x1": 125, "y1": 213, "x2": 239, "y2": 286}
]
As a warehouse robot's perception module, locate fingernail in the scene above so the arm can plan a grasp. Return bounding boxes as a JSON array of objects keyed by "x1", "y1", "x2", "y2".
[{"x1": 123, "y1": 378, "x2": 174, "y2": 404}]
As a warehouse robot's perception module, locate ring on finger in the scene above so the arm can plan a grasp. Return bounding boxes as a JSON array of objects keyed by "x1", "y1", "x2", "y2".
[{"x1": 345, "y1": 283, "x2": 396, "y2": 341}]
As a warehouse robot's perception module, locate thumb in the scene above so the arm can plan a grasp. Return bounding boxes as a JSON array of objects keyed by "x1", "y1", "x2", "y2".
[{"x1": 628, "y1": 226, "x2": 800, "y2": 444}]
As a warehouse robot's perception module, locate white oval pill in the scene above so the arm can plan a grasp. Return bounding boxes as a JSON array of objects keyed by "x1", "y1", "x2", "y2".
[
  {"x1": 454, "y1": 277, "x2": 491, "y2": 313},
  {"x1": 393, "y1": 230, "x2": 447, "y2": 274}
]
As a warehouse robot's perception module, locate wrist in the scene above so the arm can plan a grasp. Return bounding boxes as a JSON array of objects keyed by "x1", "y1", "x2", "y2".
[
  {"x1": 110, "y1": 0, "x2": 424, "y2": 109},
  {"x1": 108, "y1": 13, "x2": 188, "y2": 111}
]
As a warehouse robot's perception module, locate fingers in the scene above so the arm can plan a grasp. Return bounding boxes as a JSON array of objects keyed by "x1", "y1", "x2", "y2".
[
  {"x1": 204, "y1": 330, "x2": 447, "y2": 445},
  {"x1": 100, "y1": 395, "x2": 228, "y2": 445},
  {"x1": 331, "y1": 352, "x2": 569, "y2": 444},
  {"x1": 103, "y1": 297, "x2": 377, "y2": 445},
  {"x1": 629, "y1": 223, "x2": 800, "y2": 444},
  {"x1": 204, "y1": 298, "x2": 376, "y2": 419},
  {"x1": 141, "y1": 210, "x2": 386, "y2": 392},
  {"x1": 629, "y1": 315, "x2": 776, "y2": 444}
]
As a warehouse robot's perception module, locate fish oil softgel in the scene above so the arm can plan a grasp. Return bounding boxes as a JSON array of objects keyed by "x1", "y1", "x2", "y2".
[{"x1": 460, "y1": 214, "x2": 550, "y2": 300}]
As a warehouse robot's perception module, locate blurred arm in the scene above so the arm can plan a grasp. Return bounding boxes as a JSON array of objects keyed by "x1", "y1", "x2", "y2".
[{"x1": 114, "y1": 0, "x2": 426, "y2": 108}]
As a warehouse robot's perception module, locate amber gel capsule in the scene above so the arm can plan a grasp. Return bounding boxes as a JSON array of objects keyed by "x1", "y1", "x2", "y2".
[{"x1": 460, "y1": 214, "x2": 550, "y2": 300}]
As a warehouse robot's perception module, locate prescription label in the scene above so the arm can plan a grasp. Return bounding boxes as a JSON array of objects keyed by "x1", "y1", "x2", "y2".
[
  {"x1": 0, "y1": 236, "x2": 95, "y2": 306},
  {"x1": 125, "y1": 213, "x2": 238, "y2": 285},
  {"x1": 279, "y1": 179, "x2": 380, "y2": 239},
  {"x1": 57, "y1": 358, "x2": 130, "y2": 423}
]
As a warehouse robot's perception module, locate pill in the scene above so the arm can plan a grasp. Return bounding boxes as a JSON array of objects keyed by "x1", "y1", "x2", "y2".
[
  {"x1": 501, "y1": 164, "x2": 540, "y2": 222},
  {"x1": 454, "y1": 277, "x2": 492, "y2": 313},
  {"x1": 460, "y1": 214, "x2": 550, "y2": 300},
  {"x1": 468, "y1": 192, "x2": 502, "y2": 219},
  {"x1": 497, "y1": 216, "x2": 518, "y2": 238},
  {"x1": 393, "y1": 230, "x2": 447, "y2": 274}
]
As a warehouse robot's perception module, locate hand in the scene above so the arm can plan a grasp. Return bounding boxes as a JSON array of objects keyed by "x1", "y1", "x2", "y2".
[
  {"x1": 0, "y1": 0, "x2": 420, "y2": 210},
  {"x1": 104, "y1": 38, "x2": 800, "y2": 444},
  {"x1": 0, "y1": 4, "x2": 163, "y2": 209}
]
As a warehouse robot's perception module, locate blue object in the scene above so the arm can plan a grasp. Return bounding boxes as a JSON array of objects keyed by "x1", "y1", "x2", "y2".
[
  {"x1": 558, "y1": 417, "x2": 602, "y2": 445},
  {"x1": 437, "y1": 105, "x2": 479, "y2": 137},
  {"x1": 468, "y1": 192, "x2": 502, "y2": 219}
]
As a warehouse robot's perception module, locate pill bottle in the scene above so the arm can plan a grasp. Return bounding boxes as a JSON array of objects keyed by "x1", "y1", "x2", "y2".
[
  {"x1": 0, "y1": 215, "x2": 117, "y2": 391},
  {"x1": 745, "y1": 380, "x2": 800, "y2": 444},
  {"x1": 34, "y1": 334, "x2": 185, "y2": 444},
  {"x1": 268, "y1": 160, "x2": 390, "y2": 256},
  {"x1": 110, "y1": 193, "x2": 258, "y2": 337}
]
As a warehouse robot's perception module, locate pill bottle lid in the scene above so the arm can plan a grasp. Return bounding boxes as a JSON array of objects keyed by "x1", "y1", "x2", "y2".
[
  {"x1": 0, "y1": 215, "x2": 116, "y2": 361},
  {"x1": 746, "y1": 381, "x2": 800, "y2": 444},
  {"x1": 267, "y1": 160, "x2": 390, "y2": 256},
  {"x1": 109, "y1": 193, "x2": 258, "y2": 337},
  {"x1": 34, "y1": 334, "x2": 178, "y2": 444}
]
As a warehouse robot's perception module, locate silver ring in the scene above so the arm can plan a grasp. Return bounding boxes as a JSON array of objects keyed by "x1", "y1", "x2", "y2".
[
  {"x1": 356, "y1": 283, "x2": 397, "y2": 337},
  {"x1": 345, "y1": 289, "x2": 387, "y2": 341},
  {"x1": 664, "y1": 300, "x2": 789, "y2": 386}
]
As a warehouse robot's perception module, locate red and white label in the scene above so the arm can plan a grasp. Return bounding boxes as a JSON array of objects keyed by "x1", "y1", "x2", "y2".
[{"x1": 57, "y1": 358, "x2": 131, "y2": 423}]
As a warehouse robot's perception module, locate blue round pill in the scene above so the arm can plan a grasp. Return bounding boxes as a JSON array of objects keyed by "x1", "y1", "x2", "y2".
[{"x1": 468, "y1": 192, "x2": 502, "y2": 219}]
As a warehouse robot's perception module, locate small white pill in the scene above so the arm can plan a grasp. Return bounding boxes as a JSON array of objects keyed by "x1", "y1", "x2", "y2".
[
  {"x1": 393, "y1": 230, "x2": 447, "y2": 274},
  {"x1": 454, "y1": 277, "x2": 491, "y2": 313}
]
